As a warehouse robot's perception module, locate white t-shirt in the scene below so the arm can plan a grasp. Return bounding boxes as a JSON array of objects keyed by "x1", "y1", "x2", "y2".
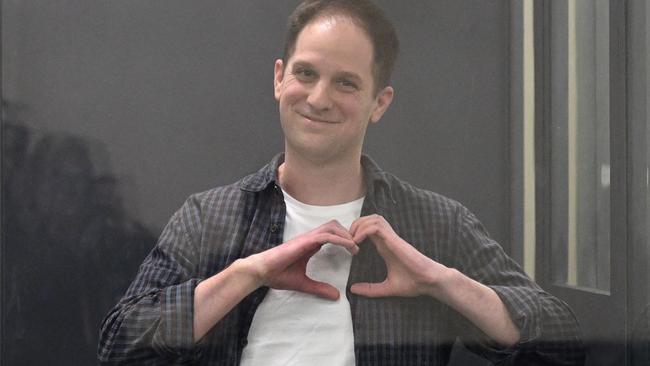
[{"x1": 239, "y1": 190, "x2": 364, "y2": 366}]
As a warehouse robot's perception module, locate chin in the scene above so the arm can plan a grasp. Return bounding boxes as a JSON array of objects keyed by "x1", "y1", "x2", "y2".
[{"x1": 286, "y1": 139, "x2": 332, "y2": 159}]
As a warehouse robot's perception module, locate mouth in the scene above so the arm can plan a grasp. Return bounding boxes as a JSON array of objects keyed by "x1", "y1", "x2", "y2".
[{"x1": 298, "y1": 112, "x2": 337, "y2": 124}]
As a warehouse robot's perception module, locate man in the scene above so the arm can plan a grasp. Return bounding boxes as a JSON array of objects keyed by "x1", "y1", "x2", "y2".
[{"x1": 98, "y1": 1, "x2": 584, "y2": 365}]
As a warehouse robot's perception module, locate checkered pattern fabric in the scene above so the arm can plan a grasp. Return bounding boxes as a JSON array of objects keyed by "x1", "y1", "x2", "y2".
[{"x1": 98, "y1": 154, "x2": 584, "y2": 365}]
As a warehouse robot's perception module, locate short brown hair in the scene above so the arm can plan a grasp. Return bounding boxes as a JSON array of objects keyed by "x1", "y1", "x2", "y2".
[{"x1": 283, "y1": 0, "x2": 399, "y2": 94}]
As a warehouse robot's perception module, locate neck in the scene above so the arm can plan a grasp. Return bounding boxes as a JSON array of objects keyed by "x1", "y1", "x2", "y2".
[{"x1": 278, "y1": 151, "x2": 365, "y2": 206}]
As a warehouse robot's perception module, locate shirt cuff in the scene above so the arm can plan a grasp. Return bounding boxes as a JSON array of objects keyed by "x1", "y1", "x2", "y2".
[
  {"x1": 152, "y1": 279, "x2": 202, "y2": 362},
  {"x1": 458, "y1": 285, "x2": 543, "y2": 362},
  {"x1": 490, "y1": 285, "x2": 542, "y2": 344}
]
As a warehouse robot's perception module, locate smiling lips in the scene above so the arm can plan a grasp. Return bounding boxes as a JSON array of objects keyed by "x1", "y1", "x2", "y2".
[{"x1": 298, "y1": 112, "x2": 338, "y2": 124}]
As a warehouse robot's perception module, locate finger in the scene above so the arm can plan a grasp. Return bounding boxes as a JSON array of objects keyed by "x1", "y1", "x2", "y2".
[
  {"x1": 267, "y1": 239, "x2": 322, "y2": 271},
  {"x1": 295, "y1": 278, "x2": 340, "y2": 300},
  {"x1": 350, "y1": 214, "x2": 386, "y2": 238},
  {"x1": 279, "y1": 234, "x2": 356, "y2": 263},
  {"x1": 349, "y1": 215, "x2": 373, "y2": 237},
  {"x1": 351, "y1": 222, "x2": 381, "y2": 245},
  {"x1": 312, "y1": 233, "x2": 359, "y2": 255},
  {"x1": 318, "y1": 219, "x2": 354, "y2": 241},
  {"x1": 349, "y1": 281, "x2": 393, "y2": 298}
]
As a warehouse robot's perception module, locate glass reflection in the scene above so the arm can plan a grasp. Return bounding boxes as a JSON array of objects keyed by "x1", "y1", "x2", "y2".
[
  {"x1": 2, "y1": 100, "x2": 156, "y2": 365},
  {"x1": 550, "y1": 0, "x2": 611, "y2": 292}
]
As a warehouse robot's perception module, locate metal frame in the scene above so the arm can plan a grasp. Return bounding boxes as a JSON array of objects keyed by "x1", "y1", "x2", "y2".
[
  {"x1": 626, "y1": 0, "x2": 650, "y2": 348},
  {"x1": 534, "y1": 0, "x2": 629, "y2": 364},
  {"x1": 1, "y1": 0, "x2": 5, "y2": 362},
  {"x1": 510, "y1": 0, "x2": 525, "y2": 267}
]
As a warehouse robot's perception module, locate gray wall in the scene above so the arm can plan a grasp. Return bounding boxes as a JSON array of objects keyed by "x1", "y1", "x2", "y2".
[
  {"x1": 3, "y1": 0, "x2": 510, "y2": 241},
  {"x1": 2, "y1": 1, "x2": 510, "y2": 364},
  {"x1": 368, "y1": 1, "x2": 510, "y2": 251}
]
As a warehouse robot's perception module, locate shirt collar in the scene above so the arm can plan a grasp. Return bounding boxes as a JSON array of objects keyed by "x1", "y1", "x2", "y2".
[
  {"x1": 239, "y1": 153, "x2": 284, "y2": 192},
  {"x1": 239, "y1": 153, "x2": 395, "y2": 203}
]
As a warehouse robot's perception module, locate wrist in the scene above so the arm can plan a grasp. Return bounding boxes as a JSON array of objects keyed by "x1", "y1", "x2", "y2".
[
  {"x1": 423, "y1": 266, "x2": 461, "y2": 301},
  {"x1": 193, "y1": 257, "x2": 264, "y2": 342},
  {"x1": 228, "y1": 257, "x2": 265, "y2": 293}
]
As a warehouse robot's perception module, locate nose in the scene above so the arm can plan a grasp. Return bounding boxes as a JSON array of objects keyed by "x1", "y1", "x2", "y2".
[{"x1": 306, "y1": 81, "x2": 332, "y2": 111}]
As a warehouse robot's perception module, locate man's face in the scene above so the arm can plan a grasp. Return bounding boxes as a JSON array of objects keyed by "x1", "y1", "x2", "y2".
[{"x1": 274, "y1": 15, "x2": 393, "y2": 164}]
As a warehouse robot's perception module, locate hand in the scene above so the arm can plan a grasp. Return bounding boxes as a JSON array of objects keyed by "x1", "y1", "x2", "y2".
[
  {"x1": 349, "y1": 214, "x2": 449, "y2": 298},
  {"x1": 246, "y1": 220, "x2": 359, "y2": 300}
]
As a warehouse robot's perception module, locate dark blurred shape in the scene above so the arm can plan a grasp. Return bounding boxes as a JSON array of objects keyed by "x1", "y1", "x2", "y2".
[
  {"x1": 2, "y1": 122, "x2": 30, "y2": 190},
  {"x1": 2, "y1": 105, "x2": 156, "y2": 365},
  {"x1": 631, "y1": 304, "x2": 650, "y2": 366},
  {"x1": 2, "y1": 122, "x2": 31, "y2": 242}
]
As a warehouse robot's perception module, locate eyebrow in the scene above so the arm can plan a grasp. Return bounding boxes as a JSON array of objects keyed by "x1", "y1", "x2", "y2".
[
  {"x1": 291, "y1": 61, "x2": 313, "y2": 70},
  {"x1": 335, "y1": 70, "x2": 363, "y2": 82}
]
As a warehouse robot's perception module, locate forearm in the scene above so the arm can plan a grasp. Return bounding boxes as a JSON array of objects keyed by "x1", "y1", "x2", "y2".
[
  {"x1": 193, "y1": 258, "x2": 261, "y2": 341},
  {"x1": 426, "y1": 268, "x2": 521, "y2": 347}
]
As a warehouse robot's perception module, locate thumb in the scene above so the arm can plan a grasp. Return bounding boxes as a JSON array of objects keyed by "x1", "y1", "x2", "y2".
[{"x1": 350, "y1": 282, "x2": 392, "y2": 298}]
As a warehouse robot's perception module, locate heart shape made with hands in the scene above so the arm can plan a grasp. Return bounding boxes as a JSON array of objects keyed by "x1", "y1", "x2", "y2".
[{"x1": 256, "y1": 214, "x2": 444, "y2": 300}]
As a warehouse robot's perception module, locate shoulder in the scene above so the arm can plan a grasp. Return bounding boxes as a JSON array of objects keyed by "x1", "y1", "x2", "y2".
[
  {"x1": 168, "y1": 171, "x2": 264, "y2": 231},
  {"x1": 363, "y1": 155, "x2": 464, "y2": 214},
  {"x1": 180, "y1": 174, "x2": 262, "y2": 220},
  {"x1": 189, "y1": 181, "x2": 249, "y2": 209},
  {"x1": 373, "y1": 171, "x2": 472, "y2": 262},
  {"x1": 165, "y1": 155, "x2": 280, "y2": 240},
  {"x1": 378, "y1": 170, "x2": 465, "y2": 217},
  {"x1": 182, "y1": 153, "x2": 280, "y2": 212}
]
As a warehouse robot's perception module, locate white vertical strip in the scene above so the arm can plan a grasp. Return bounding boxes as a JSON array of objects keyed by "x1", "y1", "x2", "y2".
[
  {"x1": 567, "y1": 0, "x2": 579, "y2": 286},
  {"x1": 523, "y1": 0, "x2": 536, "y2": 279}
]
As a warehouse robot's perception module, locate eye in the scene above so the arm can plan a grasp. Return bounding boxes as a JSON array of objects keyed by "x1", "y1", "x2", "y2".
[
  {"x1": 293, "y1": 67, "x2": 317, "y2": 81},
  {"x1": 337, "y1": 78, "x2": 359, "y2": 91}
]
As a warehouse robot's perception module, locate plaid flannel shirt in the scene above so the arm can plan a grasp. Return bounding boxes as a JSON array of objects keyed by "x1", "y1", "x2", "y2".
[{"x1": 98, "y1": 154, "x2": 584, "y2": 365}]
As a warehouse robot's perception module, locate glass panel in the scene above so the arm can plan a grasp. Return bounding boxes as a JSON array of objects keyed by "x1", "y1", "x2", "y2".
[
  {"x1": 647, "y1": 0, "x2": 650, "y2": 294},
  {"x1": 512, "y1": 0, "x2": 536, "y2": 279},
  {"x1": 523, "y1": 0, "x2": 536, "y2": 279},
  {"x1": 647, "y1": 0, "x2": 650, "y2": 299},
  {"x1": 550, "y1": 0, "x2": 611, "y2": 292}
]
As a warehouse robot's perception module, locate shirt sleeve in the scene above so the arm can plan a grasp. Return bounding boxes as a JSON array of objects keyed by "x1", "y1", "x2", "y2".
[
  {"x1": 452, "y1": 206, "x2": 585, "y2": 365},
  {"x1": 98, "y1": 198, "x2": 203, "y2": 364}
]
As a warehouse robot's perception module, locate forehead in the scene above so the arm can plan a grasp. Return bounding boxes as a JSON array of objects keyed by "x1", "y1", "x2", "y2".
[{"x1": 289, "y1": 16, "x2": 374, "y2": 77}]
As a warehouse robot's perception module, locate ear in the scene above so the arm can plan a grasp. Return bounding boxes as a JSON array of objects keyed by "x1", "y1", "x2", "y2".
[
  {"x1": 274, "y1": 59, "x2": 285, "y2": 102},
  {"x1": 369, "y1": 86, "x2": 394, "y2": 124}
]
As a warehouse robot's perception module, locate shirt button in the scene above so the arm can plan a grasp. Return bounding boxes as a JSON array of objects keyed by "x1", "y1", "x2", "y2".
[{"x1": 270, "y1": 223, "x2": 279, "y2": 233}]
